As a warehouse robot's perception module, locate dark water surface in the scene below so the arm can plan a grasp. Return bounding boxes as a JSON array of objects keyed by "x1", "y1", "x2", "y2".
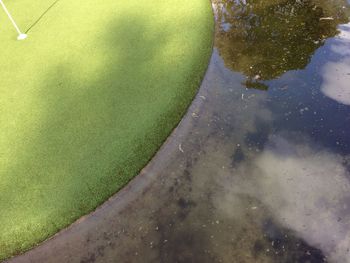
[
  {"x1": 8, "y1": 0, "x2": 350, "y2": 262},
  {"x1": 188, "y1": 0, "x2": 350, "y2": 261}
]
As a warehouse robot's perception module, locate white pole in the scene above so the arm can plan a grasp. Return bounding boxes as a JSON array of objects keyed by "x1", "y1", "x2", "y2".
[{"x1": 0, "y1": 0, "x2": 27, "y2": 40}]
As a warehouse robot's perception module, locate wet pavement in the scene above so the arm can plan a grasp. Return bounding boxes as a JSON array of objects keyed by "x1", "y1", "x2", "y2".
[{"x1": 7, "y1": 0, "x2": 350, "y2": 262}]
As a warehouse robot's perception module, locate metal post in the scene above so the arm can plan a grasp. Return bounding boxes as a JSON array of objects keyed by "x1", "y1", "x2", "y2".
[{"x1": 0, "y1": 0, "x2": 27, "y2": 40}]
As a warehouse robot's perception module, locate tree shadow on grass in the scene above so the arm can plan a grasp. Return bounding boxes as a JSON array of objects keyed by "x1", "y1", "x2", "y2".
[{"x1": 0, "y1": 10, "x2": 210, "y2": 259}]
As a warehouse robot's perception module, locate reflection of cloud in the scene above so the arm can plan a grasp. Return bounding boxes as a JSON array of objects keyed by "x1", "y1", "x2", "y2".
[
  {"x1": 217, "y1": 134, "x2": 350, "y2": 262},
  {"x1": 330, "y1": 24, "x2": 350, "y2": 55},
  {"x1": 253, "y1": 136, "x2": 350, "y2": 263},
  {"x1": 321, "y1": 24, "x2": 350, "y2": 105},
  {"x1": 321, "y1": 59, "x2": 350, "y2": 105}
]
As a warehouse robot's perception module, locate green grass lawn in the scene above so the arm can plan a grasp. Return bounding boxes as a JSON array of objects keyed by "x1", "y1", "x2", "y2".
[{"x1": 0, "y1": 0, "x2": 213, "y2": 259}]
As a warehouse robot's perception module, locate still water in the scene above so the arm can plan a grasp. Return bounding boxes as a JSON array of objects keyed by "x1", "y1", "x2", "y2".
[{"x1": 9, "y1": 0, "x2": 350, "y2": 262}]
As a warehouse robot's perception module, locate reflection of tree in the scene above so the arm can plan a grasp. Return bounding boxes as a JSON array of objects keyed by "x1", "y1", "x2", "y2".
[{"x1": 214, "y1": 0, "x2": 350, "y2": 88}]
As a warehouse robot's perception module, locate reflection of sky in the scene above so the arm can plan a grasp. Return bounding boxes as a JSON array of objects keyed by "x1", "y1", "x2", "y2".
[
  {"x1": 201, "y1": 18, "x2": 350, "y2": 261},
  {"x1": 255, "y1": 137, "x2": 350, "y2": 263},
  {"x1": 260, "y1": 24, "x2": 350, "y2": 154},
  {"x1": 203, "y1": 48, "x2": 350, "y2": 261},
  {"x1": 216, "y1": 134, "x2": 350, "y2": 262},
  {"x1": 321, "y1": 23, "x2": 350, "y2": 106}
]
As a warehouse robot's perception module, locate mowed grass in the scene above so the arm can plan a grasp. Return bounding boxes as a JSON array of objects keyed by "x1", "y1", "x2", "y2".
[{"x1": 0, "y1": 0, "x2": 213, "y2": 259}]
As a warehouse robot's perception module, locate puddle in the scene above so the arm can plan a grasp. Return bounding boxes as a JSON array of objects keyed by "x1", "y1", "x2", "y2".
[{"x1": 8, "y1": 0, "x2": 350, "y2": 262}]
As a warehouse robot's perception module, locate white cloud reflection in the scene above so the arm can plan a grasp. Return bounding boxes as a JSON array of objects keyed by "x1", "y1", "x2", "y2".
[
  {"x1": 216, "y1": 134, "x2": 350, "y2": 262},
  {"x1": 252, "y1": 136, "x2": 350, "y2": 262},
  {"x1": 321, "y1": 23, "x2": 350, "y2": 105}
]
